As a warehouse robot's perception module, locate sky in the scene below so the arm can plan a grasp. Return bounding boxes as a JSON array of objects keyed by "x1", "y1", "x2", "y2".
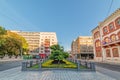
[{"x1": 0, "y1": 0, "x2": 120, "y2": 51}]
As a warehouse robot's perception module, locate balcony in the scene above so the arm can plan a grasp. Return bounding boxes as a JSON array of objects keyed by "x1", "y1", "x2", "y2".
[
  {"x1": 102, "y1": 39, "x2": 120, "y2": 47},
  {"x1": 44, "y1": 45, "x2": 50, "y2": 47}
]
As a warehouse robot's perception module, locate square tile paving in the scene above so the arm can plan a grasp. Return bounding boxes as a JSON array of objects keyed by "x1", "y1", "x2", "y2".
[{"x1": 0, "y1": 67, "x2": 116, "y2": 80}]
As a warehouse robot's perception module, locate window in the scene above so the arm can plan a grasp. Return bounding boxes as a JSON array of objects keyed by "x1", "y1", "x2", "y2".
[
  {"x1": 117, "y1": 18, "x2": 120, "y2": 25},
  {"x1": 94, "y1": 31, "x2": 100, "y2": 39},
  {"x1": 109, "y1": 23, "x2": 114, "y2": 30},
  {"x1": 96, "y1": 52, "x2": 102, "y2": 57},
  {"x1": 112, "y1": 48, "x2": 119, "y2": 57},
  {"x1": 104, "y1": 37, "x2": 109, "y2": 43},
  {"x1": 117, "y1": 32, "x2": 120, "y2": 39},
  {"x1": 103, "y1": 27, "x2": 108, "y2": 33},
  {"x1": 95, "y1": 40, "x2": 101, "y2": 47},
  {"x1": 110, "y1": 34, "x2": 116, "y2": 41},
  {"x1": 115, "y1": 17, "x2": 120, "y2": 27},
  {"x1": 41, "y1": 48, "x2": 44, "y2": 50},
  {"x1": 106, "y1": 49, "x2": 111, "y2": 57},
  {"x1": 109, "y1": 24, "x2": 114, "y2": 30}
]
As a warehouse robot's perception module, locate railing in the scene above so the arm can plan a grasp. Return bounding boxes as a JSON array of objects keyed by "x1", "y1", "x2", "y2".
[
  {"x1": 22, "y1": 59, "x2": 96, "y2": 71},
  {"x1": 102, "y1": 39, "x2": 120, "y2": 47},
  {"x1": 68, "y1": 59, "x2": 96, "y2": 71}
]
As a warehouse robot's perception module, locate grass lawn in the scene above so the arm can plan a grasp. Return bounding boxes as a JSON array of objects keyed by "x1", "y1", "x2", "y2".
[{"x1": 30, "y1": 64, "x2": 39, "y2": 69}]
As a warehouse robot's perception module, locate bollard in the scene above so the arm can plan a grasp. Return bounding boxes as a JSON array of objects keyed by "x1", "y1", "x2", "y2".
[
  {"x1": 91, "y1": 62, "x2": 96, "y2": 71},
  {"x1": 90, "y1": 62, "x2": 92, "y2": 69},
  {"x1": 38, "y1": 61, "x2": 42, "y2": 70},
  {"x1": 79, "y1": 60, "x2": 81, "y2": 65},
  {"x1": 22, "y1": 62, "x2": 27, "y2": 71},
  {"x1": 85, "y1": 61, "x2": 88, "y2": 68},
  {"x1": 30, "y1": 61, "x2": 33, "y2": 67},
  {"x1": 77, "y1": 60, "x2": 80, "y2": 71}
]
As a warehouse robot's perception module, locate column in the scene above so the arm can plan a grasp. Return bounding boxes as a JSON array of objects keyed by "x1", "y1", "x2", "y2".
[
  {"x1": 117, "y1": 46, "x2": 120, "y2": 60},
  {"x1": 102, "y1": 48, "x2": 106, "y2": 62},
  {"x1": 110, "y1": 48, "x2": 113, "y2": 61}
]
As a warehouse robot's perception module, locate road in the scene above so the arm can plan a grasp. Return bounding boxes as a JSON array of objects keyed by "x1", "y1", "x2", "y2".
[
  {"x1": 95, "y1": 62, "x2": 120, "y2": 72},
  {"x1": 0, "y1": 60, "x2": 22, "y2": 71}
]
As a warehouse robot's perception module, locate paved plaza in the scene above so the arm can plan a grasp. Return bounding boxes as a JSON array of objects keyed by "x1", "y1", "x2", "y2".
[{"x1": 0, "y1": 67, "x2": 116, "y2": 80}]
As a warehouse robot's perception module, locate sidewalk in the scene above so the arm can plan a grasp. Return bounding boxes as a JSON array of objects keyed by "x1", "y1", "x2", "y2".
[
  {"x1": 96, "y1": 66, "x2": 120, "y2": 80},
  {"x1": 0, "y1": 57, "x2": 22, "y2": 62},
  {"x1": 95, "y1": 61, "x2": 120, "y2": 66}
]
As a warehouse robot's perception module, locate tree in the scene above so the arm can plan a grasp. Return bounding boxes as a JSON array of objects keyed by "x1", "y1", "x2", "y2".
[
  {"x1": 3, "y1": 36, "x2": 22, "y2": 58},
  {"x1": 7, "y1": 31, "x2": 28, "y2": 55},
  {"x1": 49, "y1": 44, "x2": 69, "y2": 64},
  {"x1": 63, "y1": 52, "x2": 69, "y2": 59},
  {"x1": 0, "y1": 26, "x2": 6, "y2": 58},
  {"x1": 0, "y1": 26, "x2": 6, "y2": 35},
  {"x1": 50, "y1": 44, "x2": 64, "y2": 52},
  {"x1": 0, "y1": 27, "x2": 28, "y2": 58}
]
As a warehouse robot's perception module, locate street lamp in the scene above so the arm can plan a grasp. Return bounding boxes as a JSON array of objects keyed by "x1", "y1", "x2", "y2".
[
  {"x1": 86, "y1": 41, "x2": 88, "y2": 60},
  {"x1": 20, "y1": 47, "x2": 23, "y2": 59}
]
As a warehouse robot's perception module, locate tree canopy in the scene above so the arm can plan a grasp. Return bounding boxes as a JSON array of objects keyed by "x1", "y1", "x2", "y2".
[
  {"x1": 49, "y1": 44, "x2": 69, "y2": 63},
  {"x1": 0, "y1": 26, "x2": 28, "y2": 58}
]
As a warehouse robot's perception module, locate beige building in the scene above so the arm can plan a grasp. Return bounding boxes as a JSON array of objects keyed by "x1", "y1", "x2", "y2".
[
  {"x1": 71, "y1": 36, "x2": 94, "y2": 59},
  {"x1": 92, "y1": 9, "x2": 120, "y2": 62},
  {"x1": 11, "y1": 31, "x2": 58, "y2": 56}
]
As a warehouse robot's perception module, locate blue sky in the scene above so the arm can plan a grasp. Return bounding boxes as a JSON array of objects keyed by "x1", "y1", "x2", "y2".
[{"x1": 0, "y1": 0, "x2": 120, "y2": 51}]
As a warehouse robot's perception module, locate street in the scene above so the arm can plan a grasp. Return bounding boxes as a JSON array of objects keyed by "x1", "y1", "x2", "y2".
[
  {"x1": 0, "y1": 60, "x2": 22, "y2": 71},
  {"x1": 95, "y1": 62, "x2": 120, "y2": 72}
]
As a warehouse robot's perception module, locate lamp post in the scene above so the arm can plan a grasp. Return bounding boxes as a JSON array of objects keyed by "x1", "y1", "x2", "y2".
[
  {"x1": 86, "y1": 41, "x2": 88, "y2": 60},
  {"x1": 20, "y1": 47, "x2": 23, "y2": 59}
]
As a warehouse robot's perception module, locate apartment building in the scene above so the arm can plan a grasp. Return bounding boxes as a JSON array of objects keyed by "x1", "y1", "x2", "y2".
[
  {"x1": 11, "y1": 31, "x2": 58, "y2": 58},
  {"x1": 71, "y1": 36, "x2": 93, "y2": 59},
  {"x1": 92, "y1": 9, "x2": 120, "y2": 62}
]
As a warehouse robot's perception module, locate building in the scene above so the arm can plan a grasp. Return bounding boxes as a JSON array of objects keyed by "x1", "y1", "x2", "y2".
[
  {"x1": 11, "y1": 31, "x2": 58, "y2": 58},
  {"x1": 71, "y1": 36, "x2": 94, "y2": 59},
  {"x1": 71, "y1": 40, "x2": 77, "y2": 58},
  {"x1": 39, "y1": 32, "x2": 58, "y2": 58},
  {"x1": 92, "y1": 8, "x2": 120, "y2": 62}
]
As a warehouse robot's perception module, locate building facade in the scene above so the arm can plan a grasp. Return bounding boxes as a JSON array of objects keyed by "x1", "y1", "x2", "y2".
[
  {"x1": 71, "y1": 36, "x2": 93, "y2": 59},
  {"x1": 92, "y1": 9, "x2": 120, "y2": 62},
  {"x1": 11, "y1": 31, "x2": 58, "y2": 57}
]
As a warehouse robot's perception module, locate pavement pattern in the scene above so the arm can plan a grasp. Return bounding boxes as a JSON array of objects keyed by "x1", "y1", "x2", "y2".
[{"x1": 0, "y1": 67, "x2": 116, "y2": 80}]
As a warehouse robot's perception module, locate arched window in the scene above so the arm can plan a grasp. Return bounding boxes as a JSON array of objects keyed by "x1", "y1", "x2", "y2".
[
  {"x1": 95, "y1": 40, "x2": 101, "y2": 47},
  {"x1": 115, "y1": 17, "x2": 120, "y2": 28},
  {"x1": 110, "y1": 34, "x2": 116, "y2": 41},
  {"x1": 112, "y1": 48, "x2": 119, "y2": 57},
  {"x1": 108, "y1": 22, "x2": 115, "y2": 31},
  {"x1": 94, "y1": 31, "x2": 100, "y2": 39},
  {"x1": 103, "y1": 26, "x2": 108, "y2": 34},
  {"x1": 117, "y1": 31, "x2": 120, "y2": 39},
  {"x1": 106, "y1": 49, "x2": 111, "y2": 57},
  {"x1": 104, "y1": 37, "x2": 109, "y2": 43}
]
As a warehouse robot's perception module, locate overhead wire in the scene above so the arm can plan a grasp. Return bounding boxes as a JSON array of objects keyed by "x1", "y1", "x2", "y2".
[{"x1": 106, "y1": 0, "x2": 114, "y2": 17}]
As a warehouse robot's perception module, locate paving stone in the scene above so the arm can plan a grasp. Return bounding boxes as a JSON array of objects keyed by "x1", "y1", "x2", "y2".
[{"x1": 0, "y1": 67, "x2": 116, "y2": 80}]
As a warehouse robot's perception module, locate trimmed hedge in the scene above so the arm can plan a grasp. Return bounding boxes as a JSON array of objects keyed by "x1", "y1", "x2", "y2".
[{"x1": 42, "y1": 59, "x2": 77, "y2": 68}]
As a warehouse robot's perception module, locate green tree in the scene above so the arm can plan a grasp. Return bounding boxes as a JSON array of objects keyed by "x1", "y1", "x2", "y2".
[
  {"x1": 0, "y1": 26, "x2": 6, "y2": 58},
  {"x1": 0, "y1": 27, "x2": 28, "y2": 58},
  {"x1": 7, "y1": 31, "x2": 28, "y2": 55},
  {"x1": 49, "y1": 44, "x2": 69, "y2": 64},
  {"x1": 50, "y1": 44, "x2": 64, "y2": 52},
  {"x1": 3, "y1": 37, "x2": 22, "y2": 58}
]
